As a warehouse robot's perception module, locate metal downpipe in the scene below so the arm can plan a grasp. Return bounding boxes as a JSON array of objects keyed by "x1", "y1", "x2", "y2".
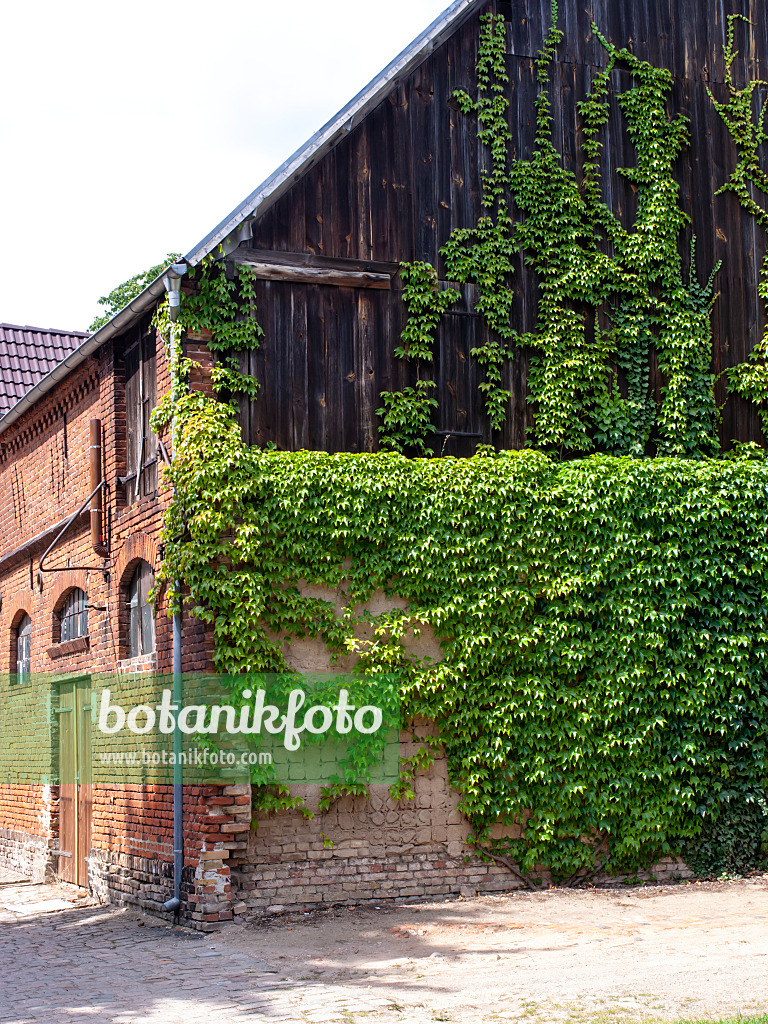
[{"x1": 161, "y1": 264, "x2": 187, "y2": 916}]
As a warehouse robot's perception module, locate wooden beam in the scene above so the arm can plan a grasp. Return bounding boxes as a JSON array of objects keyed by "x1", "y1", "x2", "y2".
[
  {"x1": 233, "y1": 248, "x2": 398, "y2": 289},
  {"x1": 234, "y1": 248, "x2": 400, "y2": 275},
  {"x1": 235, "y1": 261, "x2": 391, "y2": 290}
]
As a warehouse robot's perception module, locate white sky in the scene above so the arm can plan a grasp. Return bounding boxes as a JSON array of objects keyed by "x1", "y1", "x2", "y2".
[{"x1": 0, "y1": 0, "x2": 451, "y2": 333}]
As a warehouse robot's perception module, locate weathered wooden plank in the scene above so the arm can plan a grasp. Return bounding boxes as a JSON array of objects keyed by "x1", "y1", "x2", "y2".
[
  {"x1": 438, "y1": 285, "x2": 476, "y2": 438},
  {"x1": 289, "y1": 285, "x2": 309, "y2": 451},
  {"x1": 307, "y1": 284, "x2": 329, "y2": 450},
  {"x1": 413, "y1": 61, "x2": 438, "y2": 263},
  {"x1": 236, "y1": 248, "x2": 399, "y2": 275},
  {"x1": 355, "y1": 291, "x2": 378, "y2": 453},
  {"x1": 433, "y1": 40, "x2": 453, "y2": 252},
  {"x1": 504, "y1": 0, "x2": 532, "y2": 60},
  {"x1": 232, "y1": 260, "x2": 391, "y2": 290},
  {"x1": 369, "y1": 98, "x2": 391, "y2": 263},
  {"x1": 353, "y1": 121, "x2": 373, "y2": 261},
  {"x1": 337, "y1": 288, "x2": 358, "y2": 451},
  {"x1": 251, "y1": 281, "x2": 279, "y2": 447},
  {"x1": 328, "y1": 139, "x2": 354, "y2": 259},
  {"x1": 387, "y1": 82, "x2": 415, "y2": 263},
  {"x1": 304, "y1": 162, "x2": 324, "y2": 256}
]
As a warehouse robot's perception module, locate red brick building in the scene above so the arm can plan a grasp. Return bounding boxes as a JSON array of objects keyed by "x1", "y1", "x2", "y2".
[{"x1": 0, "y1": 312, "x2": 247, "y2": 924}]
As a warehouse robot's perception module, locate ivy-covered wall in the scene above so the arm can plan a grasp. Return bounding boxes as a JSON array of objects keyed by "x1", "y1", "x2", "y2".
[
  {"x1": 157, "y1": 357, "x2": 768, "y2": 880},
  {"x1": 379, "y1": 5, "x2": 768, "y2": 458},
  {"x1": 150, "y1": 0, "x2": 768, "y2": 885}
]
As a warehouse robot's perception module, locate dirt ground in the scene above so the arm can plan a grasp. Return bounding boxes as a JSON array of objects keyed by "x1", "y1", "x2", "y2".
[
  {"x1": 221, "y1": 876, "x2": 768, "y2": 1022},
  {"x1": 1, "y1": 871, "x2": 767, "y2": 1023}
]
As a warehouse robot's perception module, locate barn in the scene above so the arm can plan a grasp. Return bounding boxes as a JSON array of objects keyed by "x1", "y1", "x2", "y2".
[{"x1": 1, "y1": 0, "x2": 767, "y2": 922}]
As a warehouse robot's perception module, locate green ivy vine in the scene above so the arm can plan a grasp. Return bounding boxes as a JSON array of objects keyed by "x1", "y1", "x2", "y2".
[
  {"x1": 147, "y1": 12, "x2": 768, "y2": 884},
  {"x1": 152, "y1": 255, "x2": 262, "y2": 434},
  {"x1": 377, "y1": 262, "x2": 458, "y2": 453},
  {"x1": 682, "y1": 793, "x2": 768, "y2": 879},
  {"x1": 154, "y1": 262, "x2": 406, "y2": 817},
  {"x1": 400, "y1": 4, "x2": 721, "y2": 456},
  {"x1": 182, "y1": 255, "x2": 262, "y2": 353},
  {"x1": 441, "y1": 11, "x2": 517, "y2": 432},
  {"x1": 159, "y1": 395, "x2": 768, "y2": 881},
  {"x1": 711, "y1": 16, "x2": 768, "y2": 432}
]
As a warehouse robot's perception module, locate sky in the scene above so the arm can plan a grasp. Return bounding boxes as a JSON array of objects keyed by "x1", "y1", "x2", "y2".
[{"x1": 0, "y1": 0, "x2": 452, "y2": 333}]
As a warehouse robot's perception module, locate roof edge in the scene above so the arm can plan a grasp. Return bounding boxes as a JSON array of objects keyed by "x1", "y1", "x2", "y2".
[
  {"x1": 0, "y1": 324, "x2": 89, "y2": 337},
  {"x1": 183, "y1": 0, "x2": 480, "y2": 266},
  {"x1": 0, "y1": 0, "x2": 482, "y2": 439},
  {"x1": 0, "y1": 276, "x2": 168, "y2": 439}
]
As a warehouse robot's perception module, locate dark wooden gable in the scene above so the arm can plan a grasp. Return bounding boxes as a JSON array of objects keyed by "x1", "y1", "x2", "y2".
[{"x1": 235, "y1": 0, "x2": 768, "y2": 454}]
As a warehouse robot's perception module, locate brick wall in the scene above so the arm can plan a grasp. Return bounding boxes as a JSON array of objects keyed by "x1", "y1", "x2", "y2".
[
  {"x1": 228, "y1": 738, "x2": 693, "y2": 920},
  {"x1": 224, "y1": 586, "x2": 694, "y2": 918},
  {"x1": 0, "y1": 316, "x2": 220, "y2": 911},
  {"x1": 231, "y1": 734, "x2": 514, "y2": 916},
  {"x1": 0, "y1": 784, "x2": 58, "y2": 881}
]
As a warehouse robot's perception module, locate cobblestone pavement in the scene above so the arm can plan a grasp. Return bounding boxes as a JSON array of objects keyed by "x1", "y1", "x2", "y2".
[
  {"x1": 1, "y1": 867, "x2": 767, "y2": 1024},
  {"x1": 0, "y1": 870, "x2": 392, "y2": 1024}
]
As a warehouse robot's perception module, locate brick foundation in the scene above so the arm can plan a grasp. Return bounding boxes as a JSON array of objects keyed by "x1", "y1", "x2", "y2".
[
  {"x1": 0, "y1": 827, "x2": 58, "y2": 881},
  {"x1": 0, "y1": 784, "x2": 58, "y2": 881},
  {"x1": 89, "y1": 848, "x2": 178, "y2": 913}
]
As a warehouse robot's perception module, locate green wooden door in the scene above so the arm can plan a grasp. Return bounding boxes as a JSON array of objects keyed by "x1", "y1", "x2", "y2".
[{"x1": 57, "y1": 678, "x2": 92, "y2": 887}]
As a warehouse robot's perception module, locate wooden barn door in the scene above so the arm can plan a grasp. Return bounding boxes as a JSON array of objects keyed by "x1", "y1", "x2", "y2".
[{"x1": 57, "y1": 678, "x2": 92, "y2": 887}]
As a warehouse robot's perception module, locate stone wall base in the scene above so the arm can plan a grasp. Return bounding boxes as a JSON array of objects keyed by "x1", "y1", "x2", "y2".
[
  {"x1": 230, "y1": 851, "x2": 694, "y2": 920},
  {"x1": 88, "y1": 849, "x2": 186, "y2": 918},
  {"x1": 0, "y1": 827, "x2": 696, "y2": 925},
  {"x1": 0, "y1": 827, "x2": 58, "y2": 882},
  {"x1": 88, "y1": 847, "x2": 236, "y2": 931},
  {"x1": 224, "y1": 740, "x2": 697, "y2": 921},
  {"x1": 232, "y1": 847, "x2": 514, "y2": 918}
]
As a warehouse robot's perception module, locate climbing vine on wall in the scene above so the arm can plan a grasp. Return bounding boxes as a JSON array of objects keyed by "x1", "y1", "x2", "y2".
[
  {"x1": 377, "y1": 262, "x2": 458, "y2": 453},
  {"x1": 412, "y1": 3, "x2": 721, "y2": 455},
  {"x1": 150, "y1": 10, "x2": 768, "y2": 881},
  {"x1": 519, "y1": 15, "x2": 720, "y2": 456},
  {"x1": 154, "y1": 264, "x2": 405, "y2": 817},
  {"x1": 442, "y1": 11, "x2": 518, "y2": 432},
  {"x1": 159, "y1": 382, "x2": 768, "y2": 880},
  {"x1": 152, "y1": 255, "x2": 262, "y2": 434},
  {"x1": 712, "y1": 16, "x2": 768, "y2": 432}
]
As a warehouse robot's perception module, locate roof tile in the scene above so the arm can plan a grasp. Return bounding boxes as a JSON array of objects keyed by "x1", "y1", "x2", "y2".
[{"x1": 0, "y1": 324, "x2": 88, "y2": 415}]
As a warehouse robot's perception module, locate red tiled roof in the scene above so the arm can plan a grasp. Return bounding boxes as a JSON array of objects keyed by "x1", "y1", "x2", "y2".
[{"x1": 0, "y1": 323, "x2": 89, "y2": 416}]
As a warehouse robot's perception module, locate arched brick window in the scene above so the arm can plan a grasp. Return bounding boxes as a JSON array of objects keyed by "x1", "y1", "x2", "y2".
[
  {"x1": 60, "y1": 588, "x2": 88, "y2": 642},
  {"x1": 128, "y1": 560, "x2": 155, "y2": 658},
  {"x1": 14, "y1": 614, "x2": 31, "y2": 683}
]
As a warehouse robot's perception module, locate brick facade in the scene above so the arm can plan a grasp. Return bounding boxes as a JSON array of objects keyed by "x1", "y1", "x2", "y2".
[
  {"x1": 0, "y1": 318, "x2": 227, "y2": 922},
  {"x1": 231, "y1": 745, "x2": 692, "y2": 925}
]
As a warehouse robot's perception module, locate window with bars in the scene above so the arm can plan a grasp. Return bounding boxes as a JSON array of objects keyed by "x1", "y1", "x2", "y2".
[
  {"x1": 60, "y1": 589, "x2": 88, "y2": 642},
  {"x1": 16, "y1": 615, "x2": 31, "y2": 683},
  {"x1": 128, "y1": 561, "x2": 155, "y2": 659}
]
